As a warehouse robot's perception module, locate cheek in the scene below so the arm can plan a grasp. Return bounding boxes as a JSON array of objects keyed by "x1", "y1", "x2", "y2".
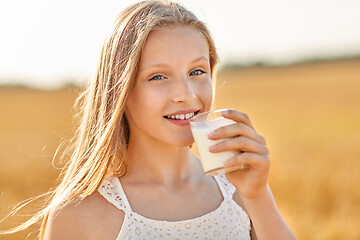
[
  {"x1": 140, "y1": 88, "x2": 166, "y2": 112},
  {"x1": 127, "y1": 86, "x2": 165, "y2": 119},
  {"x1": 197, "y1": 79, "x2": 213, "y2": 111}
]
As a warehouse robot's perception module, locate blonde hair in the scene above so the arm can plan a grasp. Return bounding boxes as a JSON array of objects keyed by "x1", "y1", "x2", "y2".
[{"x1": 0, "y1": 0, "x2": 218, "y2": 238}]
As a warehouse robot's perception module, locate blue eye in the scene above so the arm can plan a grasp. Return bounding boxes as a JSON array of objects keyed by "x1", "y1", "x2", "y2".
[
  {"x1": 190, "y1": 69, "x2": 205, "y2": 76},
  {"x1": 149, "y1": 75, "x2": 164, "y2": 81}
]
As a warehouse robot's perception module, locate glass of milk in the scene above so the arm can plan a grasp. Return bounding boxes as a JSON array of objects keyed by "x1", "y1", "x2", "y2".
[{"x1": 190, "y1": 109, "x2": 248, "y2": 176}]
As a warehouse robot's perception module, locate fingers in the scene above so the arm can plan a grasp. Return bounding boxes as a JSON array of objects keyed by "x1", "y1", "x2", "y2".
[
  {"x1": 208, "y1": 122, "x2": 266, "y2": 145},
  {"x1": 209, "y1": 136, "x2": 269, "y2": 155},
  {"x1": 220, "y1": 109, "x2": 255, "y2": 131},
  {"x1": 223, "y1": 152, "x2": 270, "y2": 170},
  {"x1": 207, "y1": 109, "x2": 270, "y2": 170}
]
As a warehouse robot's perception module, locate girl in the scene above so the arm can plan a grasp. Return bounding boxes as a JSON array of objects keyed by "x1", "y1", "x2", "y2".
[{"x1": 1, "y1": 0, "x2": 297, "y2": 239}]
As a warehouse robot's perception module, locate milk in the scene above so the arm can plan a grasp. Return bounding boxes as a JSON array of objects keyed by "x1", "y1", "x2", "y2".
[{"x1": 191, "y1": 118, "x2": 241, "y2": 175}]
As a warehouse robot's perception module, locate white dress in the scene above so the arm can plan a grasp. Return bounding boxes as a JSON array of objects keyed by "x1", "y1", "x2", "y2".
[{"x1": 97, "y1": 175, "x2": 251, "y2": 240}]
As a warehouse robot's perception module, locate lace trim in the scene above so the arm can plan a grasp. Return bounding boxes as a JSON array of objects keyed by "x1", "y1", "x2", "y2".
[
  {"x1": 98, "y1": 177, "x2": 131, "y2": 212},
  {"x1": 214, "y1": 175, "x2": 236, "y2": 199},
  {"x1": 98, "y1": 175, "x2": 237, "y2": 212}
]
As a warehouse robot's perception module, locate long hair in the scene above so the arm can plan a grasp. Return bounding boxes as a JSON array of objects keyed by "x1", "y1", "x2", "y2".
[{"x1": 0, "y1": 0, "x2": 218, "y2": 238}]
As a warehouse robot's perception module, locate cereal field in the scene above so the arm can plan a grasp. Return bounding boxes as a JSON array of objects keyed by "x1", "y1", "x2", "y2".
[{"x1": 1, "y1": 59, "x2": 360, "y2": 239}]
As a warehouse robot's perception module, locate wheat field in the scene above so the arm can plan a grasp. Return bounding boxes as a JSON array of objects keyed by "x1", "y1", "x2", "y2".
[{"x1": 1, "y1": 59, "x2": 360, "y2": 239}]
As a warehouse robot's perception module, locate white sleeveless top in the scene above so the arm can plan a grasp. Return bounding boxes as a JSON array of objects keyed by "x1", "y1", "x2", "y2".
[{"x1": 97, "y1": 175, "x2": 251, "y2": 239}]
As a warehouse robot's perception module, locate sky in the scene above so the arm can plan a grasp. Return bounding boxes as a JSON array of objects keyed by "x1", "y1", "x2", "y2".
[{"x1": 1, "y1": 0, "x2": 360, "y2": 88}]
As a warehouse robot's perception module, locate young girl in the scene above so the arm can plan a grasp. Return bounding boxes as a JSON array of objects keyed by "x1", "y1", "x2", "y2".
[{"x1": 2, "y1": 0, "x2": 297, "y2": 239}]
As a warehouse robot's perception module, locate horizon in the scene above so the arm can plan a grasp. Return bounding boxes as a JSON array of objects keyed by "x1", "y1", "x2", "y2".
[{"x1": 1, "y1": 55, "x2": 359, "y2": 90}]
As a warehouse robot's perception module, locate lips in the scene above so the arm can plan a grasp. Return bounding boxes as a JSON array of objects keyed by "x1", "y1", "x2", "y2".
[{"x1": 163, "y1": 109, "x2": 200, "y2": 126}]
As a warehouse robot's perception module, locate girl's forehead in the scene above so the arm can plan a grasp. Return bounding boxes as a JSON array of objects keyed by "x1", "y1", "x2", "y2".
[
  {"x1": 146, "y1": 25, "x2": 204, "y2": 42},
  {"x1": 140, "y1": 26, "x2": 209, "y2": 62}
]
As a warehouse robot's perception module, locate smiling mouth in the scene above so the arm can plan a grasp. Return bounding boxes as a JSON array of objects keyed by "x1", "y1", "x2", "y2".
[{"x1": 164, "y1": 110, "x2": 200, "y2": 120}]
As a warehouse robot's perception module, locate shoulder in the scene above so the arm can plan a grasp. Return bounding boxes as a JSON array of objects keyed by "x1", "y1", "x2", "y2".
[{"x1": 43, "y1": 191, "x2": 124, "y2": 240}]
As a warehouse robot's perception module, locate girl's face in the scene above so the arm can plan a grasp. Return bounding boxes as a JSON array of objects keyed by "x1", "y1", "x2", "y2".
[{"x1": 125, "y1": 25, "x2": 213, "y2": 147}]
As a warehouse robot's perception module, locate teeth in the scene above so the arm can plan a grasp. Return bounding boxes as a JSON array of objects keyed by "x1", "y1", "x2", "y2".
[{"x1": 165, "y1": 111, "x2": 196, "y2": 120}]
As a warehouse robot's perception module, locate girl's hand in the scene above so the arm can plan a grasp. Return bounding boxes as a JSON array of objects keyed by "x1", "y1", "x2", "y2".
[{"x1": 208, "y1": 109, "x2": 270, "y2": 200}]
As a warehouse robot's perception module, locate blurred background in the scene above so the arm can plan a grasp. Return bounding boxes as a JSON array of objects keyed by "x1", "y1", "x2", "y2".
[{"x1": 1, "y1": 0, "x2": 360, "y2": 239}]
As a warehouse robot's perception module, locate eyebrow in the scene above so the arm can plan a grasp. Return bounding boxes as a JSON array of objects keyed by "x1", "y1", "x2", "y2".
[{"x1": 139, "y1": 55, "x2": 209, "y2": 72}]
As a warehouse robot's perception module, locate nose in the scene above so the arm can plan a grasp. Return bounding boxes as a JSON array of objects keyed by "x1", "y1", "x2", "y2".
[{"x1": 171, "y1": 75, "x2": 197, "y2": 103}]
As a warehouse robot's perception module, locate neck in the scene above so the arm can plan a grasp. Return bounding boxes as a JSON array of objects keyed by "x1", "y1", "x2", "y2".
[{"x1": 125, "y1": 136, "x2": 201, "y2": 187}]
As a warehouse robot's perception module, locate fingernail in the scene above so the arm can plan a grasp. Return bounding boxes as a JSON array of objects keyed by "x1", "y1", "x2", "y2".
[
  {"x1": 223, "y1": 159, "x2": 232, "y2": 167},
  {"x1": 220, "y1": 109, "x2": 230, "y2": 115},
  {"x1": 208, "y1": 131, "x2": 215, "y2": 139},
  {"x1": 223, "y1": 109, "x2": 230, "y2": 114},
  {"x1": 209, "y1": 145, "x2": 217, "y2": 152}
]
